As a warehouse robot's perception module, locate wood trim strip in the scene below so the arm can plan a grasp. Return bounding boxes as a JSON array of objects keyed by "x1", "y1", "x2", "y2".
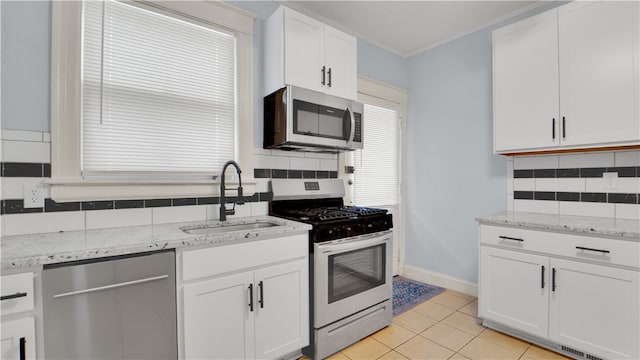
[{"x1": 501, "y1": 145, "x2": 640, "y2": 157}]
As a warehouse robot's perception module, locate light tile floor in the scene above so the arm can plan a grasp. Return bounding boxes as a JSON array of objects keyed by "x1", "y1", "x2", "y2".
[{"x1": 319, "y1": 289, "x2": 571, "y2": 360}]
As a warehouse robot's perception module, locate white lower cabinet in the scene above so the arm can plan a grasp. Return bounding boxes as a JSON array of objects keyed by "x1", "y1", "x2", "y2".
[
  {"x1": 183, "y1": 271, "x2": 255, "y2": 359},
  {"x1": 1, "y1": 271, "x2": 38, "y2": 360},
  {"x1": 254, "y1": 260, "x2": 307, "y2": 359},
  {"x1": 479, "y1": 247, "x2": 549, "y2": 338},
  {"x1": 479, "y1": 225, "x2": 640, "y2": 360},
  {"x1": 179, "y1": 234, "x2": 309, "y2": 360},
  {"x1": 1, "y1": 317, "x2": 36, "y2": 360},
  {"x1": 548, "y1": 259, "x2": 639, "y2": 359}
]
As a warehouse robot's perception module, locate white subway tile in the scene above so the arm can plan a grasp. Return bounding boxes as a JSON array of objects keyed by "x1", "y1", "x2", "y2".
[
  {"x1": 254, "y1": 179, "x2": 270, "y2": 193},
  {"x1": 254, "y1": 154, "x2": 289, "y2": 169},
  {"x1": 306, "y1": 152, "x2": 337, "y2": 160},
  {"x1": 85, "y1": 208, "x2": 152, "y2": 230},
  {"x1": 513, "y1": 155, "x2": 558, "y2": 169},
  {"x1": 614, "y1": 150, "x2": 640, "y2": 167},
  {"x1": 513, "y1": 178, "x2": 535, "y2": 191},
  {"x1": 205, "y1": 205, "x2": 221, "y2": 220},
  {"x1": 506, "y1": 194, "x2": 514, "y2": 211},
  {"x1": 0, "y1": 130, "x2": 43, "y2": 142},
  {"x1": 506, "y1": 178, "x2": 513, "y2": 195},
  {"x1": 152, "y1": 205, "x2": 206, "y2": 225},
  {"x1": 585, "y1": 178, "x2": 640, "y2": 194},
  {"x1": 559, "y1": 202, "x2": 615, "y2": 218},
  {"x1": 1, "y1": 178, "x2": 46, "y2": 199},
  {"x1": 272, "y1": 149, "x2": 305, "y2": 158},
  {"x1": 558, "y1": 152, "x2": 614, "y2": 168},
  {"x1": 290, "y1": 157, "x2": 320, "y2": 171},
  {"x1": 2, "y1": 140, "x2": 51, "y2": 163},
  {"x1": 250, "y1": 202, "x2": 269, "y2": 216},
  {"x1": 226, "y1": 203, "x2": 252, "y2": 218},
  {"x1": 42, "y1": 132, "x2": 51, "y2": 143},
  {"x1": 319, "y1": 159, "x2": 337, "y2": 171},
  {"x1": 535, "y1": 178, "x2": 585, "y2": 192},
  {"x1": 2, "y1": 212, "x2": 85, "y2": 236},
  {"x1": 615, "y1": 204, "x2": 640, "y2": 220},
  {"x1": 513, "y1": 200, "x2": 559, "y2": 214},
  {"x1": 253, "y1": 148, "x2": 272, "y2": 155},
  {"x1": 506, "y1": 158, "x2": 514, "y2": 178}
]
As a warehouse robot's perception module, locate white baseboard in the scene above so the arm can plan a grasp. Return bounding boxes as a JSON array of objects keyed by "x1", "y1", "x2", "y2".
[{"x1": 402, "y1": 265, "x2": 478, "y2": 297}]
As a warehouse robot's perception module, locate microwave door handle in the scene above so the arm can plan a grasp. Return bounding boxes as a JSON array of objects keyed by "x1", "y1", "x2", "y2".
[{"x1": 347, "y1": 106, "x2": 355, "y2": 144}]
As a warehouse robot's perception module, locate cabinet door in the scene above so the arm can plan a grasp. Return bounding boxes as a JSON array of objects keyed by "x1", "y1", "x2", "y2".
[
  {"x1": 558, "y1": 1, "x2": 640, "y2": 147},
  {"x1": 479, "y1": 246, "x2": 550, "y2": 338},
  {"x1": 183, "y1": 271, "x2": 255, "y2": 359},
  {"x1": 254, "y1": 259, "x2": 309, "y2": 359},
  {"x1": 549, "y1": 259, "x2": 640, "y2": 359},
  {"x1": 1, "y1": 317, "x2": 36, "y2": 360},
  {"x1": 324, "y1": 25, "x2": 357, "y2": 100},
  {"x1": 284, "y1": 8, "x2": 324, "y2": 93},
  {"x1": 493, "y1": 10, "x2": 560, "y2": 153}
]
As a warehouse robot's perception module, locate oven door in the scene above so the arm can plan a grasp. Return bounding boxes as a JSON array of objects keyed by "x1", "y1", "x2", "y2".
[{"x1": 314, "y1": 230, "x2": 392, "y2": 328}]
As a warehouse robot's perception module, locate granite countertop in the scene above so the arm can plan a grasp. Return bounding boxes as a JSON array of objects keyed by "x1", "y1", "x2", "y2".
[
  {"x1": 0, "y1": 216, "x2": 312, "y2": 270},
  {"x1": 476, "y1": 211, "x2": 640, "y2": 241}
]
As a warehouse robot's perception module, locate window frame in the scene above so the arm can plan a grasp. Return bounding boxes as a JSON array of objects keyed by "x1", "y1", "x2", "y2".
[
  {"x1": 50, "y1": 0, "x2": 254, "y2": 201},
  {"x1": 340, "y1": 75, "x2": 407, "y2": 276}
]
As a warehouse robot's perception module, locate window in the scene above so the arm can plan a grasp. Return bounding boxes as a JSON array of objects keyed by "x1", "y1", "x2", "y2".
[
  {"x1": 50, "y1": 1, "x2": 254, "y2": 201},
  {"x1": 82, "y1": 1, "x2": 236, "y2": 175},
  {"x1": 352, "y1": 103, "x2": 400, "y2": 206}
]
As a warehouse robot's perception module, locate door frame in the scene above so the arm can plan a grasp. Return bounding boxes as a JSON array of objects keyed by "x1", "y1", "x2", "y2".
[{"x1": 340, "y1": 76, "x2": 407, "y2": 276}]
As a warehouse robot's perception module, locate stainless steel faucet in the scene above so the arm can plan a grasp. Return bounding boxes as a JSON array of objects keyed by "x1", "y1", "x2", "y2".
[{"x1": 219, "y1": 160, "x2": 244, "y2": 221}]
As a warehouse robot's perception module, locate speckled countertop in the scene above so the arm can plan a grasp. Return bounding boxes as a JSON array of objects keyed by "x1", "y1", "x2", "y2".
[
  {"x1": 0, "y1": 216, "x2": 311, "y2": 270},
  {"x1": 476, "y1": 211, "x2": 640, "y2": 241}
]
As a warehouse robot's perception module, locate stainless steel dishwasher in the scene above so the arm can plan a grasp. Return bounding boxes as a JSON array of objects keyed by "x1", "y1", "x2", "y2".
[{"x1": 42, "y1": 250, "x2": 177, "y2": 359}]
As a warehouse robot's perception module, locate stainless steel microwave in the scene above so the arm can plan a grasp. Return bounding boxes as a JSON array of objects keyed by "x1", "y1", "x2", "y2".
[{"x1": 264, "y1": 85, "x2": 363, "y2": 152}]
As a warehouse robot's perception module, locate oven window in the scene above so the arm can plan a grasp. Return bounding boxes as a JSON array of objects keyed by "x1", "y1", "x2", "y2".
[{"x1": 328, "y1": 244, "x2": 385, "y2": 304}]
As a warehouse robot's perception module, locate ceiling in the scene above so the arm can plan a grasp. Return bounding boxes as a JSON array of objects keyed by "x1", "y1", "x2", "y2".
[{"x1": 283, "y1": 1, "x2": 546, "y2": 58}]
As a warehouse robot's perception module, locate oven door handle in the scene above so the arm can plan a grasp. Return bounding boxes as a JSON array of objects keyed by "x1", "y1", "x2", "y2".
[{"x1": 318, "y1": 235, "x2": 391, "y2": 254}]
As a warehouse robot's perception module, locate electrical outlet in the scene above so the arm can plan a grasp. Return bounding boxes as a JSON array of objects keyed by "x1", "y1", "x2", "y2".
[
  {"x1": 23, "y1": 184, "x2": 44, "y2": 208},
  {"x1": 603, "y1": 172, "x2": 619, "y2": 190}
]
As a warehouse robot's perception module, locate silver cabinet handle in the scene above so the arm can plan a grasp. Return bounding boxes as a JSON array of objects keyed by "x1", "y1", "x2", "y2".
[{"x1": 52, "y1": 275, "x2": 169, "y2": 298}]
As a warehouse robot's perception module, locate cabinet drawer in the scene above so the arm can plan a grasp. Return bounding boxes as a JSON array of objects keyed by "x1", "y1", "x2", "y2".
[
  {"x1": 1, "y1": 272, "x2": 35, "y2": 315},
  {"x1": 181, "y1": 234, "x2": 308, "y2": 282},
  {"x1": 480, "y1": 225, "x2": 639, "y2": 268}
]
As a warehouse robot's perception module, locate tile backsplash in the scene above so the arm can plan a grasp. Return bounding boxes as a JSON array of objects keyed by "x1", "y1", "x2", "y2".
[
  {"x1": 1, "y1": 129, "x2": 338, "y2": 236},
  {"x1": 506, "y1": 151, "x2": 640, "y2": 219}
]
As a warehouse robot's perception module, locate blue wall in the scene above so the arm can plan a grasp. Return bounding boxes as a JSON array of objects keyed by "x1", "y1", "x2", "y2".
[
  {"x1": 1, "y1": 1, "x2": 51, "y2": 132},
  {"x1": 404, "y1": 2, "x2": 566, "y2": 284}
]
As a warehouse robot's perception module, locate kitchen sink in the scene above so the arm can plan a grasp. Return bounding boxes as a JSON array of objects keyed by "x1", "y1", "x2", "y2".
[{"x1": 181, "y1": 221, "x2": 281, "y2": 235}]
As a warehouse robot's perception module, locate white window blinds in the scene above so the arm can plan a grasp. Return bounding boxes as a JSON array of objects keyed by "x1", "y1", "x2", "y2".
[
  {"x1": 352, "y1": 104, "x2": 400, "y2": 207},
  {"x1": 82, "y1": 0, "x2": 236, "y2": 176}
]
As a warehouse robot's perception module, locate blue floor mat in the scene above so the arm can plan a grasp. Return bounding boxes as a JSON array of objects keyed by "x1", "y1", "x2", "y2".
[{"x1": 392, "y1": 276, "x2": 446, "y2": 316}]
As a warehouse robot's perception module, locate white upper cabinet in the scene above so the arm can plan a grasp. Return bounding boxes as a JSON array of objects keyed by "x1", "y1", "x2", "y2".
[
  {"x1": 493, "y1": 1, "x2": 639, "y2": 154},
  {"x1": 323, "y1": 25, "x2": 357, "y2": 98},
  {"x1": 282, "y1": 9, "x2": 325, "y2": 94},
  {"x1": 558, "y1": 1, "x2": 639, "y2": 147},
  {"x1": 493, "y1": 10, "x2": 560, "y2": 152},
  {"x1": 265, "y1": 6, "x2": 357, "y2": 100}
]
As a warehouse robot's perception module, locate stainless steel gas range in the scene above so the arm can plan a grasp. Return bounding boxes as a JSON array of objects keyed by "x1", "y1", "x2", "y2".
[{"x1": 269, "y1": 179, "x2": 393, "y2": 359}]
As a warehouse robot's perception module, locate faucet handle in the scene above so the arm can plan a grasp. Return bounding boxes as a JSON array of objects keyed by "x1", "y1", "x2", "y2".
[{"x1": 236, "y1": 187, "x2": 245, "y2": 205}]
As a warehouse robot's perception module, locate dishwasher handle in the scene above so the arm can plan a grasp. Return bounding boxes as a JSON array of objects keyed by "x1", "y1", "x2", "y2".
[{"x1": 52, "y1": 275, "x2": 169, "y2": 299}]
